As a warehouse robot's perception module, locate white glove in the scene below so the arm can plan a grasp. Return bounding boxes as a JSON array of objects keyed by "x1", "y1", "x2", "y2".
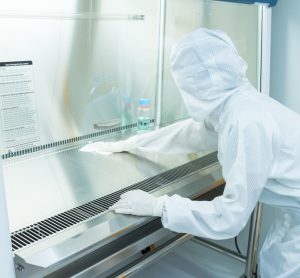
[
  {"x1": 109, "y1": 190, "x2": 166, "y2": 217},
  {"x1": 80, "y1": 136, "x2": 137, "y2": 154}
]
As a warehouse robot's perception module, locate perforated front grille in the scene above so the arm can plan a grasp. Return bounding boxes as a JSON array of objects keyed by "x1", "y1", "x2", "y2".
[
  {"x1": 10, "y1": 205, "x2": 106, "y2": 251},
  {"x1": 11, "y1": 152, "x2": 218, "y2": 252}
]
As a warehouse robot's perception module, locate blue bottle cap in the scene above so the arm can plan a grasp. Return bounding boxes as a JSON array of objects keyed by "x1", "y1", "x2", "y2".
[{"x1": 139, "y1": 98, "x2": 150, "y2": 106}]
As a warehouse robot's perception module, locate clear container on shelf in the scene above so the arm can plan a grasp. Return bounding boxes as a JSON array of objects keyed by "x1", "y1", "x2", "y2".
[
  {"x1": 121, "y1": 95, "x2": 134, "y2": 134},
  {"x1": 137, "y1": 98, "x2": 151, "y2": 133}
]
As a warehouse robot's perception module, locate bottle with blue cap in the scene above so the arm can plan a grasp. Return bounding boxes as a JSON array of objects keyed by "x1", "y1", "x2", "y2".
[{"x1": 137, "y1": 98, "x2": 150, "y2": 133}]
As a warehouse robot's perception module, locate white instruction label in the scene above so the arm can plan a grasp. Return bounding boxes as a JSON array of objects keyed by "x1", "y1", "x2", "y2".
[{"x1": 0, "y1": 61, "x2": 40, "y2": 150}]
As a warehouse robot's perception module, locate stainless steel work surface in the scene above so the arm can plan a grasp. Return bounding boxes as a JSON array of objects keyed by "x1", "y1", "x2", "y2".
[
  {"x1": 3, "y1": 146, "x2": 209, "y2": 232},
  {"x1": 12, "y1": 156, "x2": 222, "y2": 277}
]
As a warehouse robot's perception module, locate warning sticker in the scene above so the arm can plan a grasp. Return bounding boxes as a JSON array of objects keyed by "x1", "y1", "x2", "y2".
[{"x1": 0, "y1": 61, "x2": 40, "y2": 151}]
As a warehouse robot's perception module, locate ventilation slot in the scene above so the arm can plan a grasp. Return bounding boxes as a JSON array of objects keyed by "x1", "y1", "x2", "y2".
[
  {"x1": 11, "y1": 152, "x2": 217, "y2": 252},
  {"x1": 11, "y1": 204, "x2": 106, "y2": 252}
]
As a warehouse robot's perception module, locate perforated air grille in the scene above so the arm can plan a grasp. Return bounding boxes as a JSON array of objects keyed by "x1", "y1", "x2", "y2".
[{"x1": 11, "y1": 152, "x2": 217, "y2": 252}]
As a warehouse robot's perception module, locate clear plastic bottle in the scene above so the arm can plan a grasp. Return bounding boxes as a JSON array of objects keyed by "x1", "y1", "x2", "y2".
[
  {"x1": 137, "y1": 98, "x2": 151, "y2": 133},
  {"x1": 121, "y1": 95, "x2": 134, "y2": 134}
]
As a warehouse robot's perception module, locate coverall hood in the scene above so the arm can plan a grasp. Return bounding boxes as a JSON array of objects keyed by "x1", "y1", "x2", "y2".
[{"x1": 170, "y1": 28, "x2": 249, "y2": 121}]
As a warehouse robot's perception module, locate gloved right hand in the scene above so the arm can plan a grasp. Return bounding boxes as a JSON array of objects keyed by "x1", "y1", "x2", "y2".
[
  {"x1": 80, "y1": 136, "x2": 137, "y2": 154},
  {"x1": 109, "y1": 189, "x2": 166, "y2": 217}
]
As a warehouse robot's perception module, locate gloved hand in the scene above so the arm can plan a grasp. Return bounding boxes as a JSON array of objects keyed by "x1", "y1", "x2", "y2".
[
  {"x1": 80, "y1": 136, "x2": 137, "y2": 154},
  {"x1": 109, "y1": 190, "x2": 166, "y2": 217}
]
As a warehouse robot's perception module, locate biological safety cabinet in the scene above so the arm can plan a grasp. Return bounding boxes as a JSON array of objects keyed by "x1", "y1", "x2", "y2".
[{"x1": 0, "y1": 0, "x2": 275, "y2": 277}]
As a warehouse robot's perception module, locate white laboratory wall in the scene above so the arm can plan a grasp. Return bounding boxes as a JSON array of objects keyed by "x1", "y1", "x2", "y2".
[{"x1": 270, "y1": 0, "x2": 300, "y2": 113}]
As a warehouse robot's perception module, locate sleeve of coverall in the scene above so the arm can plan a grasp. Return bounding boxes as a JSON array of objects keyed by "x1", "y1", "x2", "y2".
[
  {"x1": 161, "y1": 120, "x2": 277, "y2": 239},
  {"x1": 136, "y1": 118, "x2": 217, "y2": 155}
]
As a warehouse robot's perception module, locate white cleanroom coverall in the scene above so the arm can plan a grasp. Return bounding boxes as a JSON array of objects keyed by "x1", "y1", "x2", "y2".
[{"x1": 81, "y1": 28, "x2": 300, "y2": 277}]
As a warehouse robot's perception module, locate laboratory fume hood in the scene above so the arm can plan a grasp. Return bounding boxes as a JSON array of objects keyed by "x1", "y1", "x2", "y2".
[{"x1": 0, "y1": 0, "x2": 275, "y2": 277}]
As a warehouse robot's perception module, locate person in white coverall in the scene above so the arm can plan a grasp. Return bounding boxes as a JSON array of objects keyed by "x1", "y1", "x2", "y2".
[{"x1": 81, "y1": 28, "x2": 300, "y2": 277}]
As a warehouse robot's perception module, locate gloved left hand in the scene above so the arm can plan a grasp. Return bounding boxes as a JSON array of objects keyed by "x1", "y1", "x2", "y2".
[{"x1": 109, "y1": 190, "x2": 166, "y2": 217}]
